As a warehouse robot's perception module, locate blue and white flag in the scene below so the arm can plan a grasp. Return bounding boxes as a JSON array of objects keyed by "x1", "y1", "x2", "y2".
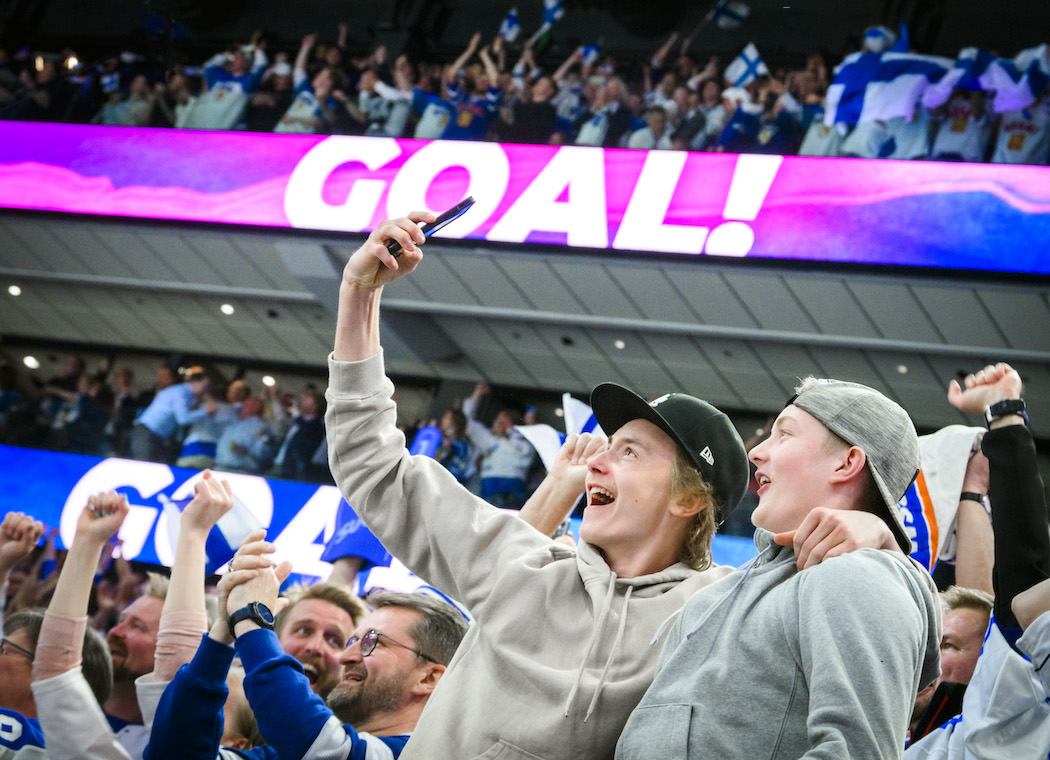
[
  {"x1": 825, "y1": 50, "x2": 953, "y2": 127},
  {"x1": 543, "y1": 0, "x2": 564, "y2": 25},
  {"x1": 160, "y1": 490, "x2": 263, "y2": 574},
  {"x1": 707, "y1": 0, "x2": 750, "y2": 30},
  {"x1": 921, "y1": 47, "x2": 998, "y2": 111},
  {"x1": 499, "y1": 7, "x2": 521, "y2": 43},
  {"x1": 893, "y1": 44, "x2": 1048, "y2": 118},
  {"x1": 983, "y1": 44, "x2": 1050, "y2": 114},
  {"x1": 581, "y1": 44, "x2": 602, "y2": 67},
  {"x1": 724, "y1": 43, "x2": 768, "y2": 87}
]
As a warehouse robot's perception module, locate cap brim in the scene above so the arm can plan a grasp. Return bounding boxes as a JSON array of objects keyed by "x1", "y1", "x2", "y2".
[
  {"x1": 590, "y1": 384, "x2": 687, "y2": 458},
  {"x1": 869, "y1": 466, "x2": 914, "y2": 554}
]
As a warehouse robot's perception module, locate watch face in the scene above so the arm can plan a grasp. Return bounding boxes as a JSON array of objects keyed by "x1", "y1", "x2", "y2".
[{"x1": 256, "y1": 604, "x2": 275, "y2": 626}]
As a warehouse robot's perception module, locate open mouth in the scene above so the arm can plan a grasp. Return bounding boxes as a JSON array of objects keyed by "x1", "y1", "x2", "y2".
[
  {"x1": 343, "y1": 668, "x2": 366, "y2": 683},
  {"x1": 588, "y1": 485, "x2": 615, "y2": 507},
  {"x1": 756, "y1": 474, "x2": 770, "y2": 494},
  {"x1": 301, "y1": 663, "x2": 320, "y2": 687}
]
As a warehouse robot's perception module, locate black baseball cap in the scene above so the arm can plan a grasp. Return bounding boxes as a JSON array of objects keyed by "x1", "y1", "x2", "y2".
[{"x1": 590, "y1": 383, "x2": 749, "y2": 523}]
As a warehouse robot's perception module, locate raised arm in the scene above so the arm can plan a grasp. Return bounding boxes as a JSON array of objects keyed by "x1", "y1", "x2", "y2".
[
  {"x1": 0, "y1": 512, "x2": 44, "y2": 615},
  {"x1": 519, "y1": 432, "x2": 606, "y2": 537},
  {"x1": 33, "y1": 492, "x2": 132, "y2": 760},
  {"x1": 294, "y1": 34, "x2": 316, "y2": 78},
  {"x1": 650, "y1": 31, "x2": 678, "y2": 70},
  {"x1": 949, "y1": 362, "x2": 1049, "y2": 627},
  {"x1": 149, "y1": 472, "x2": 233, "y2": 682},
  {"x1": 444, "y1": 31, "x2": 481, "y2": 87},
  {"x1": 333, "y1": 211, "x2": 435, "y2": 362},
  {"x1": 552, "y1": 48, "x2": 582, "y2": 85},
  {"x1": 954, "y1": 450, "x2": 994, "y2": 594}
]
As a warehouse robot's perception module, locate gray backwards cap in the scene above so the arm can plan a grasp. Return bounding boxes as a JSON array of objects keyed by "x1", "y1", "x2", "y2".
[
  {"x1": 789, "y1": 379, "x2": 919, "y2": 554},
  {"x1": 590, "y1": 383, "x2": 749, "y2": 524}
]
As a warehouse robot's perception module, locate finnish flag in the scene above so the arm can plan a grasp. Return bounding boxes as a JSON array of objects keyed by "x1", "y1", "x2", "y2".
[
  {"x1": 724, "y1": 43, "x2": 768, "y2": 87},
  {"x1": 983, "y1": 44, "x2": 1050, "y2": 113},
  {"x1": 923, "y1": 44, "x2": 1049, "y2": 115},
  {"x1": 543, "y1": 0, "x2": 564, "y2": 25},
  {"x1": 824, "y1": 50, "x2": 953, "y2": 127},
  {"x1": 160, "y1": 491, "x2": 263, "y2": 574},
  {"x1": 708, "y1": 0, "x2": 750, "y2": 30},
  {"x1": 499, "y1": 7, "x2": 521, "y2": 43}
]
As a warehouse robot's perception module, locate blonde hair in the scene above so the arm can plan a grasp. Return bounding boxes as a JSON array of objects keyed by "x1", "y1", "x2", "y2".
[
  {"x1": 274, "y1": 582, "x2": 368, "y2": 635},
  {"x1": 670, "y1": 448, "x2": 717, "y2": 571},
  {"x1": 144, "y1": 572, "x2": 169, "y2": 600}
]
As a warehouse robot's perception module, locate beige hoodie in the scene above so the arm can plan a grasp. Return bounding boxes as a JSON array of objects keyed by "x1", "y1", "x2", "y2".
[{"x1": 326, "y1": 350, "x2": 731, "y2": 760}]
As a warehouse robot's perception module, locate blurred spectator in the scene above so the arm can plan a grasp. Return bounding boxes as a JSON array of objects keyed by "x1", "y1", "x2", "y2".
[
  {"x1": 153, "y1": 71, "x2": 200, "y2": 129},
  {"x1": 910, "y1": 586, "x2": 992, "y2": 741},
  {"x1": 245, "y1": 59, "x2": 294, "y2": 132},
  {"x1": 462, "y1": 382, "x2": 535, "y2": 509},
  {"x1": 884, "y1": 111, "x2": 933, "y2": 160},
  {"x1": 275, "y1": 34, "x2": 342, "y2": 134},
  {"x1": 442, "y1": 33, "x2": 503, "y2": 141},
  {"x1": 574, "y1": 76, "x2": 632, "y2": 148},
  {"x1": 51, "y1": 372, "x2": 113, "y2": 455},
  {"x1": 130, "y1": 366, "x2": 217, "y2": 463},
  {"x1": 104, "y1": 365, "x2": 137, "y2": 456},
  {"x1": 627, "y1": 105, "x2": 673, "y2": 149},
  {"x1": 930, "y1": 89, "x2": 991, "y2": 162},
  {"x1": 500, "y1": 72, "x2": 557, "y2": 145},
  {"x1": 0, "y1": 56, "x2": 74, "y2": 121},
  {"x1": 214, "y1": 395, "x2": 273, "y2": 474},
  {"x1": 272, "y1": 390, "x2": 326, "y2": 481},
  {"x1": 435, "y1": 407, "x2": 476, "y2": 486},
  {"x1": 186, "y1": 40, "x2": 268, "y2": 130},
  {"x1": 990, "y1": 87, "x2": 1050, "y2": 165}
]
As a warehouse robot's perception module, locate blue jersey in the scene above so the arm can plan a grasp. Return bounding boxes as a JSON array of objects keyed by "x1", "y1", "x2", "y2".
[{"x1": 0, "y1": 710, "x2": 45, "y2": 759}]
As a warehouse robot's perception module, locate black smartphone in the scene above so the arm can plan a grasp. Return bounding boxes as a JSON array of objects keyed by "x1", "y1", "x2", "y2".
[{"x1": 385, "y1": 196, "x2": 476, "y2": 258}]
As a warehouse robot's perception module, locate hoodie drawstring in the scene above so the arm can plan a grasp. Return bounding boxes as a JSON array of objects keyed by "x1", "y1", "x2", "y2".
[
  {"x1": 563, "y1": 573, "x2": 617, "y2": 718},
  {"x1": 583, "y1": 584, "x2": 633, "y2": 722}
]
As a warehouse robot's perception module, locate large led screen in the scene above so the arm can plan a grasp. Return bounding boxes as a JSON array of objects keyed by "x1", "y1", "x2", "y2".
[{"x1": 1, "y1": 121, "x2": 1047, "y2": 274}]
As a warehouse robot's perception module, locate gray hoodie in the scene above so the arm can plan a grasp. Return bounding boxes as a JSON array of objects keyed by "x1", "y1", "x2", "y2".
[
  {"x1": 616, "y1": 529, "x2": 941, "y2": 759},
  {"x1": 326, "y1": 351, "x2": 733, "y2": 760}
]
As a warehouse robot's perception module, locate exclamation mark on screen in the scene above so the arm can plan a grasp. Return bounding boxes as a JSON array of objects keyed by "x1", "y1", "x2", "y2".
[{"x1": 704, "y1": 154, "x2": 783, "y2": 256}]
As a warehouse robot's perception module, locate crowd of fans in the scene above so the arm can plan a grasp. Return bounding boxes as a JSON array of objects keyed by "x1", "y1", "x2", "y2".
[
  {"x1": 1, "y1": 18, "x2": 1047, "y2": 165},
  {"x1": 0, "y1": 355, "x2": 333, "y2": 484},
  {"x1": 0, "y1": 213, "x2": 1047, "y2": 759},
  {"x1": 0, "y1": 355, "x2": 551, "y2": 509}
]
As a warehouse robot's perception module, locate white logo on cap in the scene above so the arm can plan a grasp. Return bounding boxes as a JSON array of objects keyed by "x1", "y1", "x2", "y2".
[
  {"x1": 699, "y1": 446, "x2": 714, "y2": 466},
  {"x1": 650, "y1": 394, "x2": 672, "y2": 407}
]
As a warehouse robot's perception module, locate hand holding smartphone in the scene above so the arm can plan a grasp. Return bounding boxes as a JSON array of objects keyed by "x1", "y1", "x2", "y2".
[{"x1": 385, "y1": 196, "x2": 476, "y2": 258}]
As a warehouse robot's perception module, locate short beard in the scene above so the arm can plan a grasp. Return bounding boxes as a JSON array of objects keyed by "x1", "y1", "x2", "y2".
[
  {"x1": 326, "y1": 670, "x2": 408, "y2": 726},
  {"x1": 111, "y1": 663, "x2": 142, "y2": 684}
]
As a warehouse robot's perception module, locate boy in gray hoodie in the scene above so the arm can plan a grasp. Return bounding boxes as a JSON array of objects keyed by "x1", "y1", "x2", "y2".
[
  {"x1": 617, "y1": 378, "x2": 942, "y2": 759},
  {"x1": 327, "y1": 212, "x2": 910, "y2": 760}
]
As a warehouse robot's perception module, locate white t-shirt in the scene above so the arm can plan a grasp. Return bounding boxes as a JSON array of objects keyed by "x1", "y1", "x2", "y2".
[
  {"x1": 991, "y1": 100, "x2": 1050, "y2": 165},
  {"x1": 931, "y1": 96, "x2": 992, "y2": 162}
]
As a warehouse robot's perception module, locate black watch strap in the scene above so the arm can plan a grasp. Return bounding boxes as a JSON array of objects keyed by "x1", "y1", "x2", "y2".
[
  {"x1": 959, "y1": 492, "x2": 986, "y2": 504},
  {"x1": 984, "y1": 398, "x2": 1027, "y2": 428},
  {"x1": 227, "y1": 602, "x2": 275, "y2": 639}
]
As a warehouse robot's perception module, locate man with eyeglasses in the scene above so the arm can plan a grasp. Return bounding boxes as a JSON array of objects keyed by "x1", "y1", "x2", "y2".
[
  {"x1": 147, "y1": 528, "x2": 468, "y2": 760},
  {"x1": 0, "y1": 608, "x2": 112, "y2": 758}
]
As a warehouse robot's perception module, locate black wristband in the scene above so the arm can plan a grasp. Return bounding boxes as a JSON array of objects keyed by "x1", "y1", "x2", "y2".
[
  {"x1": 984, "y1": 398, "x2": 1027, "y2": 428},
  {"x1": 959, "y1": 492, "x2": 986, "y2": 504}
]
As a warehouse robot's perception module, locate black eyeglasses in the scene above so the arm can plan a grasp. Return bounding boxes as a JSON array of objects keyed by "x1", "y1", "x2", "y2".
[
  {"x1": 0, "y1": 638, "x2": 34, "y2": 661},
  {"x1": 346, "y1": 629, "x2": 436, "y2": 663}
]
